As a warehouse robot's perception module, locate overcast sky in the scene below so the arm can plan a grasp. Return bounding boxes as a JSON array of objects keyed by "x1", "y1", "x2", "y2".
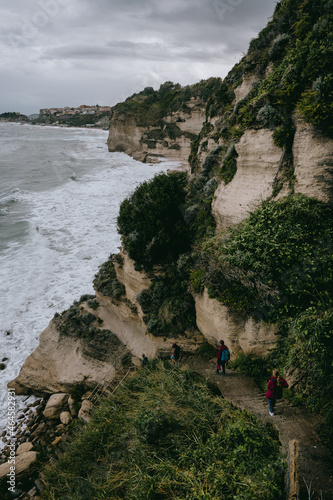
[{"x1": 0, "y1": 0, "x2": 277, "y2": 115}]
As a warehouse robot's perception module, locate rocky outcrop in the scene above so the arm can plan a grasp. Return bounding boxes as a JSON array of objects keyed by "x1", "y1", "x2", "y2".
[
  {"x1": 78, "y1": 399, "x2": 93, "y2": 424},
  {"x1": 293, "y1": 113, "x2": 333, "y2": 203},
  {"x1": 234, "y1": 72, "x2": 259, "y2": 105},
  {"x1": 9, "y1": 249, "x2": 201, "y2": 396},
  {"x1": 212, "y1": 129, "x2": 284, "y2": 230},
  {"x1": 113, "y1": 250, "x2": 152, "y2": 320},
  {"x1": 107, "y1": 114, "x2": 147, "y2": 161},
  {"x1": 195, "y1": 289, "x2": 278, "y2": 357},
  {"x1": 108, "y1": 98, "x2": 205, "y2": 166},
  {"x1": 9, "y1": 322, "x2": 118, "y2": 395},
  {"x1": 16, "y1": 442, "x2": 34, "y2": 455},
  {"x1": 95, "y1": 292, "x2": 174, "y2": 360},
  {"x1": 0, "y1": 451, "x2": 37, "y2": 480},
  {"x1": 43, "y1": 393, "x2": 69, "y2": 419}
]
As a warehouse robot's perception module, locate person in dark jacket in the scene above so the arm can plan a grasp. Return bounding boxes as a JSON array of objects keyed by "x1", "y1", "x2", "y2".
[
  {"x1": 141, "y1": 354, "x2": 148, "y2": 365},
  {"x1": 171, "y1": 343, "x2": 180, "y2": 365},
  {"x1": 265, "y1": 369, "x2": 288, "y2": 416},
  {"x1": 215, "y1": 340, "x2": 230, "y2": 375}
]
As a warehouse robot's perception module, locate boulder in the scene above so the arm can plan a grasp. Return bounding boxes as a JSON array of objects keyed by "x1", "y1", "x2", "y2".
[
  {"x1": 16, "y1": 442, "x2": 34, "y2": 455},
  {"x1": 78, "y1": 399, "x2": 93, "y2": 424},
  {"x1": 68, "y1": 396, "x2": 77, "y2": 417},
  {"x1": 60, "y1": 411, "x2": 72, "y2": 425},
  {"x1": 43, "y1": 393, "x2": 69, "y2": 419},
  {"x1": 0, "y1": 451, "x2": 37, "y2": 479}
]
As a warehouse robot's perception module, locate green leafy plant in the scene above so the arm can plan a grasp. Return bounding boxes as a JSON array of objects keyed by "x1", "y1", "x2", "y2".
[
  {"x1": 117, "y1": 173, "x2": 189, "y2": 267},
  {"x1": 93, "y1": 256, "x2": 125, "y2": 299}
]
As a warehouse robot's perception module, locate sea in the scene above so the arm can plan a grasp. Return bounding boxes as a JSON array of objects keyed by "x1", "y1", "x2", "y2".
[{"x1": 0, "y1": 123, "x2": 176, "y2": 438}]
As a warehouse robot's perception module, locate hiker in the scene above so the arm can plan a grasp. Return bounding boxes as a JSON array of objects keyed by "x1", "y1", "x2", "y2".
[
  {"x1": 171, "y1": 343, "x2": 180, "y2": 365},
  {"x1": 141, "y1": 354, "x2": 148, "y2": 365},
  {"x1": 216, "y1": 340, "x2": 230, "y2": 375},
  {"x1": 265, "y1": 369, "x2": 289, "y2": 416}
]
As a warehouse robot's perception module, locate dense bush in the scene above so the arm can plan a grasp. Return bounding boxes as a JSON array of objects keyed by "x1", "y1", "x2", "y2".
[
  {"x1": 285, "y1": 307, "x2": 333, "y2": 444},
  {"x1": 113, "y1": 78, "x2": 222, "y2": 127},
  {"x1": 137, "y1": 271, "x2": 196, "y2": 336},
  {"x1": 193, "y1": 194, "x2": 333, "y2": 321},
  {"x1": 54, "y1": 302, "x2": 118, "y2": 344},
  {"x1": 117, "y1": 173, "x2": 189, "y2": 267},
  {"x1": 201, "y1": 145, "x2": 223, "y2": 176},
  {"x1": 39, "y1": 362, "x2": 284, "y2": 499},
  {"x1": 93, "y1": 256, "x2": 125, "y2": 300},
  {"x1": 218, "y1": 144, "x2": 238, "y2": 184}
]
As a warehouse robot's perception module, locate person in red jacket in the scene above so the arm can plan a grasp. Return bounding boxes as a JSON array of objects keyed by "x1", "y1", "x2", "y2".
[
  {"x1": 215, "y1": 340, "x2": 230, "y2": 375},
  {"x1": 265, "y1": 369, "x2": 288, "y2": 416}
]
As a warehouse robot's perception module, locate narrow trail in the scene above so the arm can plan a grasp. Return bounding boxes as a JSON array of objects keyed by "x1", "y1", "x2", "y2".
[{"x1": 185, "y1": 355, "x2": 333, "y2": 500}]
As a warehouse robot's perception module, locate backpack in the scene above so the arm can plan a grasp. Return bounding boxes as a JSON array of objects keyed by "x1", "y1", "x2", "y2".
[{"x1": 221, "y1": 347, "x2": 230, "y2": 363}]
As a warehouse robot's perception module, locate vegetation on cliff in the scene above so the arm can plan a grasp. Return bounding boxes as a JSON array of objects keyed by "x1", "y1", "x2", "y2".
[
  {"x1": 0, "y1": 112, "x2": 30, "y2": 122},
  {"x1": 31, "y1": 3, "x2": 333, "y2": 497},
  {"x1": 111, "y1": 78, "x2": 223, "y2": 128},
  {"x1": 190, "y1": 194, "x2": 333, "y2": 443},
  {"x1": 39, "y1": 362, "x2": 284, "y2": 500},
  {"x1": 118, "y1": 172, "x2": 189, "y2": 267},
  {"x1": 113, "y1": 0, "x2": 333, "y2": 448},
  {"x1": 200, "y1": 0, "x2": 333, "y2": 146}
]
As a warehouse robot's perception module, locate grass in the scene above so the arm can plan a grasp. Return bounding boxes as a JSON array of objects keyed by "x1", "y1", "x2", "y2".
[{"x1": 39, "y1": 361, "x2": 285, "y2": 499}]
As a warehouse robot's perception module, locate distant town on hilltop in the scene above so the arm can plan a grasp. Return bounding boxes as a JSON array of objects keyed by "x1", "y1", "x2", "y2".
[{"x1": 0, "y1": 104, "x2": 111, "y2": 128}]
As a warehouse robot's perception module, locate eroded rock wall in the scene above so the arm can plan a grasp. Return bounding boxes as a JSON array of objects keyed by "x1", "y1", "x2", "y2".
[
  {"x1": 108, "y1": 99, "x2": 205, "y2": 166},
  {"x1": 9, "y1": 322, "x2": 118, "y2": 395},
  {"x1": 293, "y1": 113, "x2": 333, "y2": 203},
  {"x1": 195, "y1": 289, "x2": 278, "y2": 358},
  {"x1": 212, "y1": 129, "x2": 283, "y2": 230}
]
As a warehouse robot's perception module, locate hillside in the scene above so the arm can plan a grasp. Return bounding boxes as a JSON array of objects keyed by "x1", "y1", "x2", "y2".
[{"x1": 5, "y1": 0, "x2": 333, "y2": 498}]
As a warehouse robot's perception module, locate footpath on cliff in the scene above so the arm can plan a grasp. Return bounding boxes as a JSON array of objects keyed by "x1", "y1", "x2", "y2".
[{"x1": 184, "y1": 354, "x2": 333, "y2": 500}]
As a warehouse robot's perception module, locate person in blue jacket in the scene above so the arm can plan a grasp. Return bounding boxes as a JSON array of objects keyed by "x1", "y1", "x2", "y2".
[{"x1": 216, "y1": 340, "x2": 230, "y2": 375}]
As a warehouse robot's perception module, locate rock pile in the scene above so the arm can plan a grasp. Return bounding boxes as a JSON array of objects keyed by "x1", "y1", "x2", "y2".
[{"x1": 0, "y1": 392, "x2": 93, "y2": 499}]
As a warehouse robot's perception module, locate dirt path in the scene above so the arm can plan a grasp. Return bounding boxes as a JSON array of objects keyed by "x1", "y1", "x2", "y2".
[{"x1": 185, "y1": 356, "x2": 333, "y2": 500}]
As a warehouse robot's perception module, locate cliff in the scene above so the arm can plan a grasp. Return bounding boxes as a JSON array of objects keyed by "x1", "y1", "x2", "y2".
[
  {"x1": 107, "y1": 80, "x2": 218, "y2": 166},
  {"x1": 11, "y1": 1, "x2": 333, "y2": 423}
]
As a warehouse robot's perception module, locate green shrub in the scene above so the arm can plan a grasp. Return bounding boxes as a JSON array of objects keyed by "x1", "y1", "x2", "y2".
[
  {"x1": 256, "y1": 104, "x2": 278, "y2": 128},
  {"x1": 195, "y1": 194, "x2": 333, "y2": 321},
  {"x1": 93, "y1": 257, "x2": 125, "y2": 299},
  {"x1": 53, "y1": 303, "x2": 117, "y2": 344},
  {"x1": 285, "y1": 308, "x2": 333, "y2": 447},
  {"x1": 268, "y1": 34, "x2": 291, "y2": 61},
  {"x1": 298, "y1": 74, "x2": 333, "y2": 137},
  {"x1": 201, "y1": 145, "x2": 223, "y2": 176},
  {"x1": 218, "y1": 144, "x2": 238, "y2": 184},
  {"x1": 137, "y1": 272, "x2": 196, "y2": 336},
  {"x1": 117, "y1": 172, "x2": 189, "y2": 267}
]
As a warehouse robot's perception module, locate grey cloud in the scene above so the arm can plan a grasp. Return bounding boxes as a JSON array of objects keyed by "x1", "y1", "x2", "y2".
[
  {"x1": 44, "y1": 39, "x2": 226, "y2": 62},
  {"x1": 0, "y1": 0, "x2": 277, "y2": 114}
]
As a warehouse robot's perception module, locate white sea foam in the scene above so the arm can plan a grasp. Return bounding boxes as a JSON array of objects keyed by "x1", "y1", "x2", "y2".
[{"x1": 0, "y1": 127, "x2": 179, "y2": 437}]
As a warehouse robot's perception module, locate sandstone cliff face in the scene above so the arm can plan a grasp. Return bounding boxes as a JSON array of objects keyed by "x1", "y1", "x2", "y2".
[
  {"x1": 293, "y1": 113, "x2": 333, "y2": 203},
  {"x1": 107, "y1": 114, "x2": 146, "y2": 161},
  {"x1": 195, "y1": 289, "x2": 278, "y2": 358},
  {"x1": 12, "y1": 65, "x2": 333, "y2": 399},
  {"x1": 212, "y1": 129, "x2": 284, "y2": 230},
  {"x1": 108, "y1": 98, "x2": 205, "y2": 166},
  {"x1": 113, "y1": 250, "x2": 151, "y2": 321},
  {"x1": 233, "y1": 72, "x2": 259, "y2": 105},
  {"x1": 10, "y1": 251, "x2": 202, "y2": 395},
  {"x1": 10, "y1": 322, "x2": 119, "y2": 395}
]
